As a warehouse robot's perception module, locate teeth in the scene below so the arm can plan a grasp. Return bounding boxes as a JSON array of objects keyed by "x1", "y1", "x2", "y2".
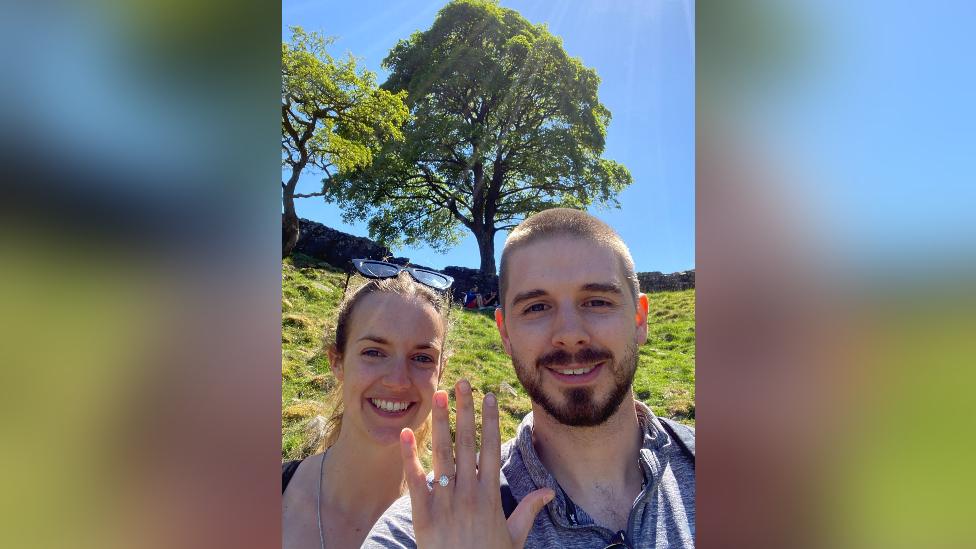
[
  {"x1": 555, "y1": 365, "x2": 596, "y2": 376},
  {"x1": 370, "y1": 399, "x2": 410, "y2": 412}
]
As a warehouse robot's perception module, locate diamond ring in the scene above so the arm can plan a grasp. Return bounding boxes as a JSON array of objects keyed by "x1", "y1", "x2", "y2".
[{"x1": 436, "y1": 474, "x2": 455, "y2": 487}]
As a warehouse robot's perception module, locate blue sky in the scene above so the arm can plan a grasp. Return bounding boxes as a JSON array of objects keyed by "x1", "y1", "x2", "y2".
[
  {"x1": 283, "y1": 0, "x2": 695, "y2": 273},
  {"x1": 726, "y1": 0, "x2": 976, "y2": 273}
]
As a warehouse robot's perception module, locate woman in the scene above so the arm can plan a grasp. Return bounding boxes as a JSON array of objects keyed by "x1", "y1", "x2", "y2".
[{"x1": 282, "y1": 267, "x2": 451, "y2": 549}]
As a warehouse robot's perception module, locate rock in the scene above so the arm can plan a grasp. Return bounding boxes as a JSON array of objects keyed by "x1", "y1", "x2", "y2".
[{"x1": 499, "y1": 381, "x2": 518, "y2": 397}]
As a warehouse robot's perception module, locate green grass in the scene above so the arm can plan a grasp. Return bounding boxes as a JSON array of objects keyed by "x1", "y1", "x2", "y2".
[{"x1": 282, "y1": 254, "x2": 695, "y2": 460}]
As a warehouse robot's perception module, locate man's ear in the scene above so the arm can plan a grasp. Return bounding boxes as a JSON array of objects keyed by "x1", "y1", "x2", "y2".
[
  {"x1": 635, "y1": 293, "x2": 649, "y2": 345},
  {"x1": 495, "y1": 308, "x2": 513, "y2": 356},
  {"x1": 327, "y1": 346, "x2": 343, "y2": 381}
]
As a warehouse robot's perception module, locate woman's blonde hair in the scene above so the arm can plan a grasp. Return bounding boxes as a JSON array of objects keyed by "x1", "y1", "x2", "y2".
[{"x1": 316, "y1": 271, "x2": 451, "y2": 463}]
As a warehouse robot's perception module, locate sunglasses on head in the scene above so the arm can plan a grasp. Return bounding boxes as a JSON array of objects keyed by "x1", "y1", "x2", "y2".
[{"x1": 345, "y1": 258, "x2": 454, "y2": 292}]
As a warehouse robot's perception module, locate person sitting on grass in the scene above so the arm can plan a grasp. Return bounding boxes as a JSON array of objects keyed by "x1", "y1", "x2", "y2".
[
  {"x1": 464, "y1": 286, "x2": 483, "y2": 309},
  {"x1": 480, "y1": 289, "x2": 498, "y2": 308},
  {"x1": 282, "y1": 265, "x2": 452, "y2": 549}
]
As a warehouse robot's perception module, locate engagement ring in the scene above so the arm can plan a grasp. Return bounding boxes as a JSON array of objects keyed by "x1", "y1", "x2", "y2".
[{"x1": 437, "y1": 474, "x2": 454, "y2": 487}]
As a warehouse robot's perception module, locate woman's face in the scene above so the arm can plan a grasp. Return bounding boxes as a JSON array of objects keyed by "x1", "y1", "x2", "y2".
[{"x1": 332, "y1": 292, "x2": 445, "y2": 447}]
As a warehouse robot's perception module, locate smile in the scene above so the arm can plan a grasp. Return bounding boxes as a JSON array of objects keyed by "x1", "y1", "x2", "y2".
[
  {"x1": 545, "y1": 361, "x2": 606, "y2": 383},
  {"x1": 368, "y1": 398, "x2": 414, "y2": 413},
  {"x1": 552, "y1": 364, "x2": 597, "y2": 376}
]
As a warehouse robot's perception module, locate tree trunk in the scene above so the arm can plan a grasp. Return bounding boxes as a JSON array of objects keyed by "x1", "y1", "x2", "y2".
[
  {"x1": 475, "y1": 227, "x2": 496, "y2": 274},
  {"x1": 282, "y1": 192, "x2": 299, "y2": 258}
]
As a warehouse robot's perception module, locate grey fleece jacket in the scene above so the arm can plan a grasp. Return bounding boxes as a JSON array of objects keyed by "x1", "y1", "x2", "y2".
[{"x1": 362, "y1": 402, "x2": 695, "y2": 548}]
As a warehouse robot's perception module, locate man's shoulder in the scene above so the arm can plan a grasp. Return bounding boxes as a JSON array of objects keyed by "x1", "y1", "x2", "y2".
[
  {"x1": 499, "y1": 434, "x2": 531, "y2": 484},
  {"x1": 655, "y1": 416, "x2": 696, "y2": 460},
  {"x1": 362, "y1": 494, "x2": 417, "y2": 549},
  {"x1": 500, "y1": 435, "x2": 517, "y2": 462}
]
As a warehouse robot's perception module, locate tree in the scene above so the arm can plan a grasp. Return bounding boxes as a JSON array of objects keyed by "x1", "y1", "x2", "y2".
[
  {"x1": 326, "y1": 0, "x2": 632, "y2": 273},
  {"x1": 281, "y1": 27, "x2": 409, "y2": 258}
]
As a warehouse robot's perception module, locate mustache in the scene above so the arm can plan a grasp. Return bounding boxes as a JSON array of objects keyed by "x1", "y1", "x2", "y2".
[{"x1": 536, "y1": 347, "x2": 614, "y2": 369}]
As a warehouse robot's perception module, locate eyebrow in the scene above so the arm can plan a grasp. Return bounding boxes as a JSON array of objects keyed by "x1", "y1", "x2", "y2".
[
  {"x1": 581, "y1": 282, "x2": 624, "y2": 295},
  {"x1": 510, "y1": 282, "x2": 624, "y2": 308},
  {"x1": 511, "y1": 289, "x2": 548, "y2": 308},
  {"x1": 358, "y1": 336, "x2": 441, "y2": 351}
]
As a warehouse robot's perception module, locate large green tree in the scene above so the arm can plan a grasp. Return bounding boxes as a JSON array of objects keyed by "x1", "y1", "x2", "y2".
[
  {"x1": 326, "y1": 0, "x2": 632, "y2": 273},
  {"x1": 281, "y1": 27, "x2": 408, "y2": 258}
]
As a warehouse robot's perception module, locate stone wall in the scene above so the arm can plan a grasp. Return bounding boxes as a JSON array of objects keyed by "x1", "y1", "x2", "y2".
[
  {"x1": 441, "y1": 266, "x2": 499, "y2": 304},
  {"x1": 638, "y1": 270, "x2": 695, "y2": 293},
  {"x1": 291, "y1": 219, "x2": 694, "y2": 299},
  {"x1": 294, "y1": 218, "x2": 412, "y2": 271}
]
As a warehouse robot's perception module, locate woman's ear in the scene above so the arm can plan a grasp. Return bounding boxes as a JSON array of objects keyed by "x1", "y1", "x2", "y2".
[{"x1": 327, "y1": 346, "x2": 343, "y2": 381}]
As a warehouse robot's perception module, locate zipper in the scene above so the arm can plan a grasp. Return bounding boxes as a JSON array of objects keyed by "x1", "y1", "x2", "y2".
[{"x1": 625, "y1": 454, "x2": 655, "y2": 546}]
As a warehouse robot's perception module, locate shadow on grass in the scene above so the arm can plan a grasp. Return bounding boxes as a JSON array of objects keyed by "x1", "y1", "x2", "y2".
[
  {"x1": 287, "y1": 252, "x2": 346, "y2": 273},
  {"x1": 459, "y1": 306, "x2": 499, "y2": 318}
]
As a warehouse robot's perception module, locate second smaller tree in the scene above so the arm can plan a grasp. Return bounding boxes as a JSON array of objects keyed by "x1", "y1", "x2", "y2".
[{"x1": 282, "y1": 27, "x2": 409, "y2": 258}]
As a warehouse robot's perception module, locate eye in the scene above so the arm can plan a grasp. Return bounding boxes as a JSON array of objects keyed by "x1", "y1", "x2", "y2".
[
  {"x1": 523, "y1": 303, "x2": 550, "y2": 314},
  {"x1": 412, "y1": 353, "x2": 436, "y2": 365},
  {"x1": 583, "y1": 298, "x2": 613, "y2": 308},
  {"x1": 362, "y1": 348, "x2": 386, "y2": 358}
]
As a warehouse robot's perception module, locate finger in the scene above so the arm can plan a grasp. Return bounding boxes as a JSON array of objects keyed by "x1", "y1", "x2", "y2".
[
  {"x1": 430, "y1": 389, "x2": 454, "y2": 479},
  {"x1": 453, "y1": 379, "x2": 477, "y2": 488},
  {"x1": 478, "y1": 392, "x2": 501, "y2": 490},
  {"x1": 399, "y1": 428, "x2": 431, "y2": 524},
  {"x1": 507, "y1": 488, "x2": 554, "y2": 549}
]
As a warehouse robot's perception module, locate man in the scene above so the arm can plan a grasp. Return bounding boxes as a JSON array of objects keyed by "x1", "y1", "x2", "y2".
[{"x1": 365, "y1": 208, "x2": 695, "y2": 548}]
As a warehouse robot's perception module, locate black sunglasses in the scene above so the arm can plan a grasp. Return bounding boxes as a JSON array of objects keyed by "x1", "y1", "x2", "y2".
[{"x1": 345, "y1": 258, "x2": 454, "y2": 292}]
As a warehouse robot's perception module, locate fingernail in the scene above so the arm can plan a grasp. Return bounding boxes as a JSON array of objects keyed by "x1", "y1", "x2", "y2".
[
  {"x1": 400, "y1": 429, "x2": 412, "y2": 444},
  {"x1": 434, "y1": 392, "x2": 448, "y2": 408},
  {"x1": 458, "y1": 379, "x2": 470, "y2": 394},
  {"x1": 485, "y1": 393, "x2": 496, "y2": 407}
]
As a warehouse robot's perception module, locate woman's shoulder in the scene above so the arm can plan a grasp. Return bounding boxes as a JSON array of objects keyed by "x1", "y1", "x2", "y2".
[{"x1": 283, "y1": 452, "x2": 328, "y2": 497}]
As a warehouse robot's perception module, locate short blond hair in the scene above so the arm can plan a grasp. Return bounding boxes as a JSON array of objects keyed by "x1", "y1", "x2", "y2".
[{"x1": 498, "y1": 208, "x2": 639, "y2": 308}]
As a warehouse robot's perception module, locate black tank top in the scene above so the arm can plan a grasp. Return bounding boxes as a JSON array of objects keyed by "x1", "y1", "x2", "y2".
[{"x1": 281, "y1": 459, "x2": 303, "y2": 494}]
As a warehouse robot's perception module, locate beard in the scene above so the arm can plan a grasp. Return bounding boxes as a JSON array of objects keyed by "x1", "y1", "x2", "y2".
[{"x1": 512, "y1": 343, "x2": 638, "y2": 427}]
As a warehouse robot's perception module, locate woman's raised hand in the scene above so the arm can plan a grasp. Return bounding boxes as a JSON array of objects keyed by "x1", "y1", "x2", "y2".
[{"x1": 399, "y1": 379, "x2": 554, "y2": 549}]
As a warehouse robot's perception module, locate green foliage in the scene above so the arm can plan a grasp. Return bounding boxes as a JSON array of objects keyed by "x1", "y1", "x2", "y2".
[
  {"x1": 325, "y1": 1, "x2": 633, "y2": 270},
  {"x1": 281, "y1": 27, "x2": 409, "y2": 190},
  {"x1": 282, "y1": 256, "x2": 694, "y2": 460}
]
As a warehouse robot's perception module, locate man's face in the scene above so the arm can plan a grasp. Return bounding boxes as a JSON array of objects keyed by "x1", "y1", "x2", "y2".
[{"x1": 496, "y1": 237, "x2": 649, "y2": 427}]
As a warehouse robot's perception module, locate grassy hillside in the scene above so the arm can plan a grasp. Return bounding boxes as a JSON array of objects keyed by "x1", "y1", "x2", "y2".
[{"x1": 282, "y1": 254, "x2": 695, "y2": 460}]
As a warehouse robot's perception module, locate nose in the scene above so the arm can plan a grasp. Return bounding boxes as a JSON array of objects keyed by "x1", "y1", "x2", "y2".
[
  {"x1": 382, "y1": 357, "x2": 411, "y2": 389},
  {"x1": 551, "y1": 305, "x2": 590, "y2": 349}
]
